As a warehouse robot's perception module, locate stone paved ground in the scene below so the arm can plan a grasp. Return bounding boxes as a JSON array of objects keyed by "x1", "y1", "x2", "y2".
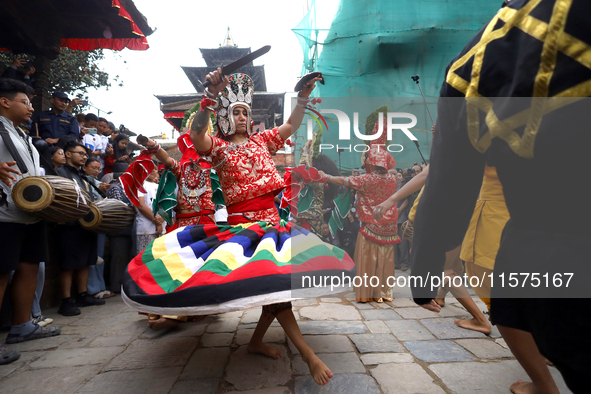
[{"x1": 0, "y1": 271, "x2": 573, "y2": 394}]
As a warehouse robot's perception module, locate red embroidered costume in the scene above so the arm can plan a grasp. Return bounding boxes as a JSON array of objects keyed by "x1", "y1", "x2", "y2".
[
  {"x1": 345, "y1": 170, "x2": 399, "y2": 244},
  {"x1": 168, "y1": 134, "x2": 215, "y2": 229},
  {"x1": 199, "y1": 128, "x2": 285, "y2": 224},
  {"x1": 197, "y1": 73, "x2": 291, "y2": 316},
  {"x1": 316, "y1": 112, "x2": 400, "y2": 302}
]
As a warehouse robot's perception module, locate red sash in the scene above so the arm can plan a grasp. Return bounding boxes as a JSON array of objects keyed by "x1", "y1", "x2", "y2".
[
  {"x1": 226, "y1": 192, "x2": 275, "y2": 214},
  {"x1": 176, "y1": 210, "x2": 215, "y2": 219},
  {"x1": 227, "y1": 193, "x2": 275, "y2": 225}
]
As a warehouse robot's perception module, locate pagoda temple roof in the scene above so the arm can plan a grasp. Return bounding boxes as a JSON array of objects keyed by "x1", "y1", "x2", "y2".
[
  {"x1": 182, "y1": 65, "x2": 267, "y2": 92},
  {"x1": 154, "y1": 93, "x2": 201, "y2": 105},
  {"x1": 158, "y1": 29, "x2": 281, "y2": 133},
  {"x1": 156, "y1": 92, "x2": 285, "y2": 132},
  {"x1": 199, "y1": 47, "x2": 253, "y2": 67}
]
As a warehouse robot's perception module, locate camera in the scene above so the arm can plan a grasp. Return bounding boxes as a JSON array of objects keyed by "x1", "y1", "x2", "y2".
[
  {"x1": 411, "y1": 75, "x2": 420, "y2": 83},
  {"x1": 80, "y1": 100, "x2": 89, "y2": 106}
]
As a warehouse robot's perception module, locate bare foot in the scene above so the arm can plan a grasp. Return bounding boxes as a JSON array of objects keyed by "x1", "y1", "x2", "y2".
[
  {"x1": 510, "y1": 380, "x2": 536, "y2": 393},
  {"x1": 247, "y1": 342, "x2": 282, "y2": 359},
  {"x1": 305, "y1": 354, "x2": 333, "y2": 386},
  {"x1": 454, "y1": 318, "x2": 491, "y2": 334},
  {"x1": 434, "y1": 297, "x2": 445, "y2": 307},
  {"x1": 147, "y1": 317, "x2": 179, "y2": 331},
  {"x1": 421, "y1": 300, "x2": 442, "y2": 313}
]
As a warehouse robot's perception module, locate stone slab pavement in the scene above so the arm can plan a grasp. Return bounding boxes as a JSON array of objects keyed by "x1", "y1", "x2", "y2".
[{"x1": 0, "y1": 270, "x2": 573, "y2": 394}]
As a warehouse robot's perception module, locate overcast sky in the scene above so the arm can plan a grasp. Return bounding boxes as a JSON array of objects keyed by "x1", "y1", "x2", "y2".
[{"x1": 86, "y1": 0, "x2": 338, "y2": 139}]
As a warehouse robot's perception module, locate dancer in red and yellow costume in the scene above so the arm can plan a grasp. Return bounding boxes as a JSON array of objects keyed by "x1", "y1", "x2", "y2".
[
  {"x1": 194, "y1": 70, "x2": 335, "y2": 385},
  {"x1": 318, "y1": 126, "x2": 400, "y2": 302},
  {"x1": 123, "y1": 70, "x2": 356, "y2": 386}
]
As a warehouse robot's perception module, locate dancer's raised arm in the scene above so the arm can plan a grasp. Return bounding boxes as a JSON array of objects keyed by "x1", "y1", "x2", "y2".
[
  {"x1": 190, "y1": 67, "x2": 229, "y2": 152},
  {"x1": 278, "y1": 77, "x2": 322, "y2": 140},
  {"x1": 136, "y1": 135, "x2": 174, "y2": 168}
]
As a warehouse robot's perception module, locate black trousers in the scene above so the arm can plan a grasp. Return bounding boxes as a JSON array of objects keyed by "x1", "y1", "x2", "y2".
[
  {"x1": 108, "y1": 235, "x2": 131, "y2": 293},
  {"x1": 394, "y1": 223, "x2": 410, "y2": 268}
]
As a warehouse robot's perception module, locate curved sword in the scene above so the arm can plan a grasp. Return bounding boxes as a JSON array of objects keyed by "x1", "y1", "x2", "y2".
[{"x1": 202, "y1": 45, "x2": 271, "y2": 88}]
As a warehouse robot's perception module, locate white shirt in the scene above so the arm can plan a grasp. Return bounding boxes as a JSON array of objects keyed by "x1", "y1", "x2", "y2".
[
  {"x1": 83, "y1": 133, "x2": 109, "y2": 171},
  {"x1": 82, "y1": 133, "x2": 97, "y2": 151},
  {"x1": 0, "y1": 116, "x2": 41, "y2": 223},
  {"x1": 135, "y1": 181, "x2": 159, "y2": 235}
]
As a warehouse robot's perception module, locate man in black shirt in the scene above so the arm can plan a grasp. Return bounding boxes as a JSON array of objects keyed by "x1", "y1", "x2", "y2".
[{"x1": 55, "y1": 142, "x2": 104, "y2": 316}]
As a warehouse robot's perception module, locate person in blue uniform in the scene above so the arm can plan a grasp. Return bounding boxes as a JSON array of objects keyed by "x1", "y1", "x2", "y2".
[{"x1": 31, "y1": 92, "x2": 79, "y2": 153}]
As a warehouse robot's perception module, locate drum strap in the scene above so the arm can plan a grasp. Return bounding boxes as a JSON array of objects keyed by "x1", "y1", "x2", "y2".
[
  {"x1": 38, "y1": 154, "x2": 57, "y2": 176},
  {"x1": 0, "y1": 121, "x2": 29, "y2": 174},
  {"x1": 82, "y1": 174, "x2": 106, "y2": 198}
]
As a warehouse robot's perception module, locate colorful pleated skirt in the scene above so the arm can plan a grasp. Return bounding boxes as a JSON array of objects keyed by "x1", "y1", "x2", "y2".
[{"x1": 122, "y1": 221, "x2": 356, "y2": 315}]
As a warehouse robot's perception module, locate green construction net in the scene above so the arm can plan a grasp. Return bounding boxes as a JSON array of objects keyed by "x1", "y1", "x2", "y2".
[{"x1": 292, "y1": 0, "x2": 502, "y2": 171}]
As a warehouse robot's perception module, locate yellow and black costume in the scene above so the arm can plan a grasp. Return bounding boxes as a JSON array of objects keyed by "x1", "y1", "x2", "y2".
[{"x1": 409, "y1": 1, "x2": 591, "y2": 391}]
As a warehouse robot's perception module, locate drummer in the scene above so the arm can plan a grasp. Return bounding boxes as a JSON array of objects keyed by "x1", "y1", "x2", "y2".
[
  {"x1": 0, "y1": 78, "x2": 61, "y2": 365},
  {"x1": 54, "y1": 141, "x2": 106, "y2": 316}
]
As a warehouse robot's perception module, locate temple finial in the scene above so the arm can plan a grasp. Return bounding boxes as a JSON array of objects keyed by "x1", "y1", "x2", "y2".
[{"x1": 221, "y1": 27, "x2": 236, "y2": 47}]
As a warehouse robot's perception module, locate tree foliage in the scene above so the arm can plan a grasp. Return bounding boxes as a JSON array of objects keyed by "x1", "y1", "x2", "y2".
[
  {"x1": 0, "y1": 48, "x2": 122, "y2": 97},
  {"x1": 49, "y1": 48, "x2": 122, "y2": 94}
]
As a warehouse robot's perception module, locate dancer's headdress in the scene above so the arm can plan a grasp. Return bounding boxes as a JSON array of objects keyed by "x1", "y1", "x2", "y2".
[
  {"x1": 216, "y1": 73, "x2": 254, "y2": 137},
  {"x1": 299, "y1": 128, "x2": 323, "y2": 167},
  {"x1": 364, "y1": 145, "x2": 393, "y2": 170},
  {"x1": 362, "y1": 105, "x2": 396, "y2": 170}
]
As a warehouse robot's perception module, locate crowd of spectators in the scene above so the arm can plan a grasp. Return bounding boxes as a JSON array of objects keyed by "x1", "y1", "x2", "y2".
[
  {"x1": 0, "y1": 76, "x2": 142, "y2": 365},
  {"x1": 33, "y1": 92, "x2": 140, "y2": 310},
  {"x1": 1, "y1": 58, "x2": 35, "y2": 88}
]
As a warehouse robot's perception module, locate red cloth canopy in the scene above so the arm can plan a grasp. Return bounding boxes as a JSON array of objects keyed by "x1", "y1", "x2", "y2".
[{"x1": 60, "y1": 0, "x2": 149, "y2": 51}]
